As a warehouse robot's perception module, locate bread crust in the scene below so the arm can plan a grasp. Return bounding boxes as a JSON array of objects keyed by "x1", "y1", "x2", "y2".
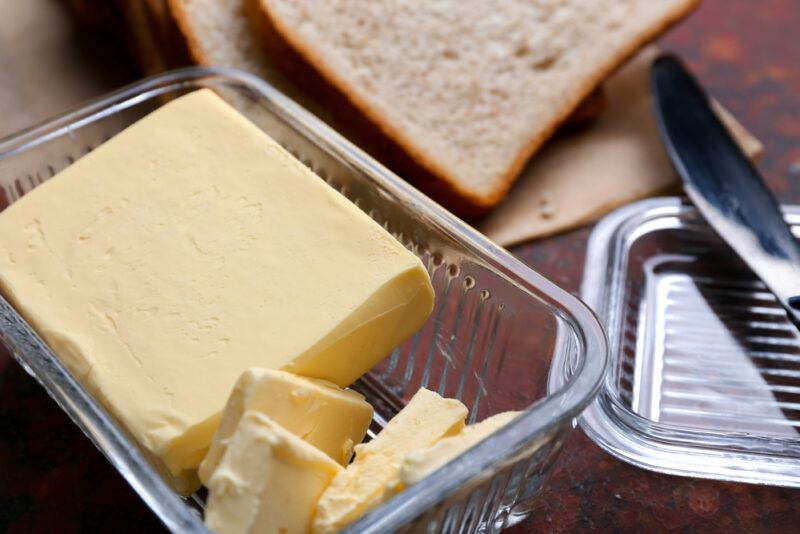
[
  {"x1": 168, "y1": 0, "x2": 478, "y2": 215},
  {"x1": 250, "y1": 0, "x2": 700, "y2": 217},
  {"x1": 115, "y1": 0, "x2": 168, "y2": 74},
  {"x1": 166, "y1": 0, "x2": 211, "y2": 66},
  {"x1": 144, "y1": 0, "x2": 192, "y2": 68}
]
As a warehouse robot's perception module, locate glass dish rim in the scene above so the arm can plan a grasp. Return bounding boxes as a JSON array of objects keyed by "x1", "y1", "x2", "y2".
[
  {"x1": 579, "y1": 196, "x2": 800, "y2": 488},
  {"x1": 0, "y1": 66, "x2": 609, "y2": 531}
]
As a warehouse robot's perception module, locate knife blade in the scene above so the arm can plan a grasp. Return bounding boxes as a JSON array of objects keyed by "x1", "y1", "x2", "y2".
[{"x1": 651, "y1": 54, "x2": 800, "y2": 327}]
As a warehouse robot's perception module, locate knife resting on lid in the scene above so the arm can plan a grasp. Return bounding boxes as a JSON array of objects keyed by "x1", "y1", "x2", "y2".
[{"x1": 651, "y1": 54, "x2": 800, "y2": 328}]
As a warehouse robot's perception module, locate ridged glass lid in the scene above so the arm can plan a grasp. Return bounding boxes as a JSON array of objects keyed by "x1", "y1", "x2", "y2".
[{"x1": 577, "y1": 197, "x2": 800, "y2": 487}]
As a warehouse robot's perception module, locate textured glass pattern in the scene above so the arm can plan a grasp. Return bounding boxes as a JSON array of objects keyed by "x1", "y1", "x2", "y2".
[{"x1": 581, "y1": 197, "x2": 800, "y2": 488}]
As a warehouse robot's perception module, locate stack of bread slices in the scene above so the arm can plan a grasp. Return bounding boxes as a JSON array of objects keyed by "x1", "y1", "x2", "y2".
[{"x1": 65, "y1": 0, "x2": 699, "y2": 217}]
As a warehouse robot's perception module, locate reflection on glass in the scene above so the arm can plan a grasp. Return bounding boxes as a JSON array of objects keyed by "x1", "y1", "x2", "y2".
[{"x1": 633, "y1": 255, "x2": 800, "y2": 438}]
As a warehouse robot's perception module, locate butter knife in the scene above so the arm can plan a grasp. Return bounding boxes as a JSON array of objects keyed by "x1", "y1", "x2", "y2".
[{"x1": 651, "y1": 54, "x2": 800, "y2": 327}]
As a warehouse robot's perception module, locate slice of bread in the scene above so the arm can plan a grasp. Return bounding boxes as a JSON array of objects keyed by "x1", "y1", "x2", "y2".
[
  {"x1": 167, "y1": 0, "x2": 293, "y2": 88},
  {"x1": 166, "y1": 0, "x2": 613, "y2": 212},
  {"x1": 248, "y1": 0, "x2": 698, "y2": 215},
  {"x1": 143, "y1": 0, "x2": 192, "y2": 68},
  {"x1": 116, "y1": 0, "x2": 169, "y2": 74}
]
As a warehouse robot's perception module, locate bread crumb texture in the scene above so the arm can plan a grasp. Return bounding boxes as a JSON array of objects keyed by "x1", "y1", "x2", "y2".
[{"x1": 260, "y1": 0, "x2": 696, "y2": 203}]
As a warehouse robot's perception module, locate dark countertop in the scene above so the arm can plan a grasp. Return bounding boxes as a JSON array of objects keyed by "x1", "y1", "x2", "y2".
[
  {"x1": 512, "y1": 1, "x2": 800, "y2": 532},
  {"x1": 1, "y1": 0, "x2": 799, "y2": 532}
]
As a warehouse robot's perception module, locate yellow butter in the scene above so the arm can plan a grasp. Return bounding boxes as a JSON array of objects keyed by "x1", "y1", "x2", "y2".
[
  {"x1": 199, "y1": 368, "x2": 373, "y2": 484},
  {"x1": 313, "y1": 388, "x2": 467, "y2": 534},
  {"x1": 400, "y1": 411, "x2": 521, "y2": 486},
  {"x1": 205, "y1": 411, "x2": 342, "y2": 534},
  {"x1": 0, "y1": 89, "x2": 434, "y2": 493}
]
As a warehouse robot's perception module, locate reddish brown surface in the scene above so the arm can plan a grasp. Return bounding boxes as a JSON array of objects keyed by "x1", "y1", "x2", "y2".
[
  {"x1": 510, "y1": 1, "x2": 800, "y2": 532},
  {"x1": 1, "y1": 0, "x2": 800, "y2": 532}
]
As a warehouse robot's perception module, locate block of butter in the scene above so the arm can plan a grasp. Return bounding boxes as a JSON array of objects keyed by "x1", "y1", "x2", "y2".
[
  {"x1": 199, "y1": 368, "x2": 373, "y2": 484},
  {"x1": 313, "y1": 388, "x2": 467, "y2": 534},
  {"x1": 400, "y1": 411, "x2": 521, "y2": 486},
  {"x1": 205, "y1": 411, "x2": 342, "y2": 534},
  {"x1": 0, "y1": 89, "x2": 434, "y2": 493}
]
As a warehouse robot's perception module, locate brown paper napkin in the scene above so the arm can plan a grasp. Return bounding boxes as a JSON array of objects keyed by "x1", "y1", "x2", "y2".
[{"x1": 477, "y1": 46, "x2": 763, "y2": 247}]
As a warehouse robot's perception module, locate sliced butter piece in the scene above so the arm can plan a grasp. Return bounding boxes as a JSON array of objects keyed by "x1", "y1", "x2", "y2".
[
  {"x1": 205, "y1": 411, "x2": 342, "y2": 534},
  {"x1": 199, "y1": 368, "x2": 373, "y2": 484},
  {"x1": 313, "y1": 388, "x2": 467, "y2": 534},
  {"x1": 400, "y1": 411, "x2": 521, "y2": 486},
  {"x1": 0, "y1": 89, "x2": 434, "y2": 493}
]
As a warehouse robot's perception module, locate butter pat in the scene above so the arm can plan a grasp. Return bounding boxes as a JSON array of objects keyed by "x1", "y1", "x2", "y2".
[
  {"x1": 205, "y1": 411, "x2": 342, "y2": 534},
  {"x1": 313, "y1": 388, "x2": 467, "y2": 534},
  {"x1": 400, "y1": 411, "x2": 521, "y2": 486},
  {"x1": 199, "y1": 369, "x2": 373, "y2": 484},
  {"x1": 0, "y1": 89, "x2": 434, "y2": 493}
]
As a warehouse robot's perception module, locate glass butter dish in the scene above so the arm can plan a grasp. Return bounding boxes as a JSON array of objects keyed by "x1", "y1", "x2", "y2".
[
  {"x1": 579, "y1": 197, "x2": 800, "y2": 487},
  {"x1": 0, "y1": 67, "x2": 607, "y2": 533}
]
